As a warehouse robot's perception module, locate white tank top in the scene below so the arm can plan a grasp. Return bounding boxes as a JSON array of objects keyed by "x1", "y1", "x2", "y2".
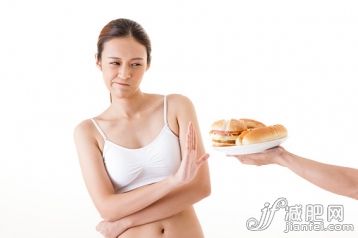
[{"x1": 91, "y1": 95, "x2": 181, "y2": 193}]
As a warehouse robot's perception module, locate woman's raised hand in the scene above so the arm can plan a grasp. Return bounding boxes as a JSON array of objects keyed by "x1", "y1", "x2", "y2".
[{"x1": 173, "y1": 122, "x2": 209, "y2": 185}]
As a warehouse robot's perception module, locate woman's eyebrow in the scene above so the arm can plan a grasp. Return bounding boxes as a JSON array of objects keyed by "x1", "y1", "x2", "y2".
[{"x1": 107, "y1": 57, "x2": 144, "y2": 60}]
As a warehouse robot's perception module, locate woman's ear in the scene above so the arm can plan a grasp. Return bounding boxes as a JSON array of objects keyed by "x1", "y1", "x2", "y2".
[{"x1": 95, "y1": 53, "x2": 102, "y2": 70}]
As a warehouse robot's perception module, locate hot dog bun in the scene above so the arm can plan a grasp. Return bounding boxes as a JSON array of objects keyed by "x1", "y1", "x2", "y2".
[{"x1": 237, "y1": 124, "x2": 288, "y2": 145}]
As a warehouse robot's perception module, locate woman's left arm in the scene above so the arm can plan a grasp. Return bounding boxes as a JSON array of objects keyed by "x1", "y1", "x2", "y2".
[{"x1": 96, "y1": 95, "x2": 211, "y2": 236}]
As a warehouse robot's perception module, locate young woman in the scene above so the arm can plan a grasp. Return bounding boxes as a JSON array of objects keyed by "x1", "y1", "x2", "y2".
[{"x1": 73, "y1": 18, "x2": 211, "y2": 238}]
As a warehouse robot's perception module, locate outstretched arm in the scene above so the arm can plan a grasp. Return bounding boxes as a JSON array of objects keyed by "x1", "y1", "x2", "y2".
[{"x1": 232, "y1": 146, "x2": 358, "y2": 199}]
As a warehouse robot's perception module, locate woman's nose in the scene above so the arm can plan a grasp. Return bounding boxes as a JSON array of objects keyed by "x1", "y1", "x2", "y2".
[{"x1": 118, "y1": 66, "x2": 131, "y2": 79}]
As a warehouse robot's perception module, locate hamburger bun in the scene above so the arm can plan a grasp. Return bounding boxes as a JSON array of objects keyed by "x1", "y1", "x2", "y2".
[{"x1": 209, "y1": 119, "x2": 246, "y2": 146}]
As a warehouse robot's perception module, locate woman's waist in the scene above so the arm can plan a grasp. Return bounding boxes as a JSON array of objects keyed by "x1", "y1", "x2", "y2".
[{"x1": 119, "y1": 206, "x2": 204, "y2": 238}]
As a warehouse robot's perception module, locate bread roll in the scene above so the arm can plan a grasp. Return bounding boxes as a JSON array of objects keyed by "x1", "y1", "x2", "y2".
[
  {"x1": 240, "y1": 124, "x2": 287, "y2": 145},
  {"x1": 240, "y1": 118, "x2": 266, "y2": 129},
  {"x1": 235, "y1": 129, "x2": 251, "y2": 145}
]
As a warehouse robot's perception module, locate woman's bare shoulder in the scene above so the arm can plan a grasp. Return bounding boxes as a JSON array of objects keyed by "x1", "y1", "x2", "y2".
[
  {"x1": 167, "y1": 93, "x2": 194, "y2": 109},
  {"x1": 73, "y1": 118, "x2": 97, "y2": 143}
]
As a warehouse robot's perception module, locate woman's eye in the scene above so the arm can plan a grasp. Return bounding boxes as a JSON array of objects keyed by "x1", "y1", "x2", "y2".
[
  {"x1": 110, "y1": 62, "x2": 120, "y2": 65},
  {"x1": 132, "y1": 63, "x2": 142, "y2": 67}
]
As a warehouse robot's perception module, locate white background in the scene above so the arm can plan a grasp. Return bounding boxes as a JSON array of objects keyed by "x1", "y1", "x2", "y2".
[{"x1": 1, "y1": 0, "x2": 358, "y2": 237}]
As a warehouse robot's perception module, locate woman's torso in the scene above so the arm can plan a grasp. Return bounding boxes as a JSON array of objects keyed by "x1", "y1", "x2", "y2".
[
  {"x1": 118, "y1": 207, "x2": 204, "y2": 238},
  {"x1": 92, "y1": 94, "x2": 204, "y2": 238}
]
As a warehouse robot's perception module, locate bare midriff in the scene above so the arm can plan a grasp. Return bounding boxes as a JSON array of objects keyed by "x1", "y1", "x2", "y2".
[{"x1": 119, "y1": 206, "x2": 204, "y2": 238}]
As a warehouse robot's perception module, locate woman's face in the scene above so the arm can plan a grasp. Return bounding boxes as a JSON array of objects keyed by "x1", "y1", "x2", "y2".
[{"x1": 97, "y1": 37, "x2": 148, "y2": 99}]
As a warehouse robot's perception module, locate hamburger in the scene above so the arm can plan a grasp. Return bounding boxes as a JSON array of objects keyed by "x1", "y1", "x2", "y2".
[{"x1": 209, "y1": 119, "x2": 264, "y2": 146}]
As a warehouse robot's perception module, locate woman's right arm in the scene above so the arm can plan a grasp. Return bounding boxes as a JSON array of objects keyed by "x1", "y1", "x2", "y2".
[{"x1": 73, "y1": 120, "x2": 180, "y2": 222}]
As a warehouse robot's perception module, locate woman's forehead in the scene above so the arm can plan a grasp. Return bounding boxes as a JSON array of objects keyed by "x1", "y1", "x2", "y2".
[{"x1": 102, "y1": 37, "x2": 147, "y2": 59}]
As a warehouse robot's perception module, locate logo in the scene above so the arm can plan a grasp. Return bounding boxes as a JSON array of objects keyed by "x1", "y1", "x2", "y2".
[{"x1": 246, "y1": 197, "x2": 355, "y2": 233}]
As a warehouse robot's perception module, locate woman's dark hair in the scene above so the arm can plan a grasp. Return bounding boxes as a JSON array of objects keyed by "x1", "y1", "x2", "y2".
[
  {"x1": 97, "y1": 18, "x2": 152, "y2": 103},
  {"x1": 97, "y1": 18, "x2": 151, "y2": 64}
]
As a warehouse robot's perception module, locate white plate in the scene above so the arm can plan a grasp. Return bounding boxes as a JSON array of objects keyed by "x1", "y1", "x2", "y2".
[{"x1": 212, "y1": 137, "x2": 287, "y2": 155}]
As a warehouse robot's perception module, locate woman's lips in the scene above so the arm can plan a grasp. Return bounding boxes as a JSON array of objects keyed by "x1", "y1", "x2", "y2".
[{"x1": 113, "y1": 82, "x2": 130, "y2": 87}]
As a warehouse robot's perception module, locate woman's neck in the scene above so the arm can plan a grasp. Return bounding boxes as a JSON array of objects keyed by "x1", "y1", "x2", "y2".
[{"x1": 109, "y1": 91, "x2": 147, "y2": 119}]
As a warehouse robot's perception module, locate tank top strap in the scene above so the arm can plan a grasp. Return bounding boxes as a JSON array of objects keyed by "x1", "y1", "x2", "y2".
[
  {"x1": 90, "y1": 118, "x2": 107, "y2": 140},
  {"x1": 163, "y1": 95, "x2": 168, "y2": 126}
]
